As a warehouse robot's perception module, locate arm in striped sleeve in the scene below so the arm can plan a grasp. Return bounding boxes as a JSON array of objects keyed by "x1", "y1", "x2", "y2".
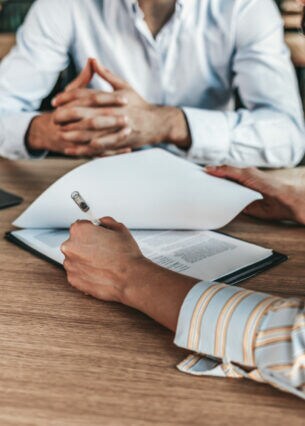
[{"x1": 174, "y1": 282, "x2": 305, "y2": 400}]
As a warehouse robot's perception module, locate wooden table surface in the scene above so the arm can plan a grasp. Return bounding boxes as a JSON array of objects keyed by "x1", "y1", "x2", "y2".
[{"x1": 0, "y1": 158, "x2": 305, "y2": 426}]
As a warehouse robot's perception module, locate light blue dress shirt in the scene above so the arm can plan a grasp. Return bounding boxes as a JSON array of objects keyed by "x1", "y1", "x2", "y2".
[{"x1": 0, "y1": 0, "x2": 304, "y2": 165}]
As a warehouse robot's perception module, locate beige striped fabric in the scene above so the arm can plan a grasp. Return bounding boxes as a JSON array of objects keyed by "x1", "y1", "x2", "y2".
[{"x1": 175, "y1": 282, "x2": 305, "y2": 400}]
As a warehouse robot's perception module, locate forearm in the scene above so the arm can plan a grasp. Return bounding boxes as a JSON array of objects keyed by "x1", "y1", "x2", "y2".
[
  {"x1": 122, "y1": 258, "x2": 198, "y2": 332},
  {"x1": 63, "y1": 215, "x2": 305, "y2": 400}
]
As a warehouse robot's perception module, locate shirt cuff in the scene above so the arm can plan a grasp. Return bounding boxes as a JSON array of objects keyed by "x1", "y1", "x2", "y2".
[
  {"x1": 253, "y1": 298, "x2": 305, "y2": 398},
  {"x1": 181, "y1": 108, "x2": 231, "y2": 165},
  {"x1": 174, "y1": 281, "x2": 279, "y2": 369},
  {"x1": 0, "y1": 112, "x2": 47, "y2": 160}
]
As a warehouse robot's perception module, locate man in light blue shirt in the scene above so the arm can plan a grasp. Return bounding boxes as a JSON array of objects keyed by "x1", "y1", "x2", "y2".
[{"x1": 0, "y1": 0, "x2": 304, "y2": 166}]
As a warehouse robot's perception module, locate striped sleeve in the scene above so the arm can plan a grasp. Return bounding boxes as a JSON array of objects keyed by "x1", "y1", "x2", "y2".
[{"x1": 174, "y1": 282, "x2": 305, "y2": 400}]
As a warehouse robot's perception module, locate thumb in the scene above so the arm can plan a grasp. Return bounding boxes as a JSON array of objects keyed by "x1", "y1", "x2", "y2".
[
  {"x1": 206, "y1": 165, "x2": 270, "y2": 194},
  {"x1": 92, "y1": 59, "x2": 129, "y2": 90},
  {"x1": 65, "y1": 58, "x2": 94, "y2": 92},
  {"x1": 243, "y1": 201, "x2": 271, "y2": 220},
  {"x1": 99, "y1": 216, "x2": 130, "y2": 233}
]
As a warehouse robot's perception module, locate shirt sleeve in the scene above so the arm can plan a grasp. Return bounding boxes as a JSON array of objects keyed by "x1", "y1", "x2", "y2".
[
  {"x1": 181, "y1": 0, "x2": 305, "y2": 168},
  {"x1": 0, "y1": 0, "x2": 72, "y2": 160},
  {"x1": 174, "y1": 282, "x2": 305, "y2": 400}
]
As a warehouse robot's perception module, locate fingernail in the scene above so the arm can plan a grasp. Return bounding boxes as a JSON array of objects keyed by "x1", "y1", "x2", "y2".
[
  {"x1": 206, "y1": 166, "x2": 218, "y2": 171},
  {"x1": 51, "y1": 97, "x2": 57, "y2": 107}
]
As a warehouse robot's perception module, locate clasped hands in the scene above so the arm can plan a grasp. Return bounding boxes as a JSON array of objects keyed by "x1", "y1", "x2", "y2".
[{"x1": 27, "y1": 58, "x2": 189, "y2": 157}]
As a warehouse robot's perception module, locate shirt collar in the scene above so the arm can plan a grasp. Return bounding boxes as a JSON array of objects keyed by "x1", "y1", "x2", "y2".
[{"x1": 124, "y1": 0, "x2": 190, "y2": 19}]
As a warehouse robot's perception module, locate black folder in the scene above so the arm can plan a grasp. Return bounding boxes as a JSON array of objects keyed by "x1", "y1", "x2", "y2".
[{"x1": 5, "y1": 231, "x2": 288, "y2": 286}]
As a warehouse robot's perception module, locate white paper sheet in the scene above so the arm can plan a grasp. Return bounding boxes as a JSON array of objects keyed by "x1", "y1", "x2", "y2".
[
  {"x1": 14, "y1": 149, "x2": 262, "y2": 230},
  {"x1": 11, "y1": 229, "x2": 272, "y2": 282}
]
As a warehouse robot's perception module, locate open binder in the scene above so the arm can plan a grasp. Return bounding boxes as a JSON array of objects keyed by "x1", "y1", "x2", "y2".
[{"x1": 7, "y1": 149, "x2": 287, "y2": 285}]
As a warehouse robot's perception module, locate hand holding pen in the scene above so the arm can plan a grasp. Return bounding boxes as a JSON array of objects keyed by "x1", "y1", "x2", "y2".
[{"x1": 71, "y1": 191, "x2": 102, "y2": 226}]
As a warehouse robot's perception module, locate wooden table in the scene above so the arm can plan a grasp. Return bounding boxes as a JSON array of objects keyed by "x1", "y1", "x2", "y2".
[{"x1": 0, "y1": 158, "x2": 305, "y2": 426}]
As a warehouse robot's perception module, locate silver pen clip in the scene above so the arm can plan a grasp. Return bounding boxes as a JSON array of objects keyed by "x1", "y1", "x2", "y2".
[
  {"x1": 71, "y1": 191, "x2": 90, "y2": 213},
  {"x1": 71, "y1": 191, "x2": 101, "y2": 226}
]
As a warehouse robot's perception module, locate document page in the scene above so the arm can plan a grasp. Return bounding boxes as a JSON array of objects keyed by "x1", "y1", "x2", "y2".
[
  {"x1": 12, "y1": 229, "x2": 69, "y2": 264},
  {"x1": 13, "y1": 149, "x2": 262, "y2": 230},
  {"x1": 132, "y1": 230, "x2": 272, "y2": 281},
  {"x1": 11, "y1": 229, "x2": 272, "y2": 282}
]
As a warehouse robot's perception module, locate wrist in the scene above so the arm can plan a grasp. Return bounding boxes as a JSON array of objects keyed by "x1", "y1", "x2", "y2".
[
  {"x1": 25, "y1": 114, "x2": 48, "y2": 151},
  {"x1": 121, "y1": 256, "x2": 198, "y2": 332},
  {"x1": 152, "y1": 106, "x2": 191, "y2": 150},
  {"x1": 278, "y1": 183, "x2": 305, "y2": 225},
  {"x1": 120, "y1": 257, "x2": 156, "y2": 308},
  {"x1": 26, "y1": 116, "x2": 41, "y2": 151}
]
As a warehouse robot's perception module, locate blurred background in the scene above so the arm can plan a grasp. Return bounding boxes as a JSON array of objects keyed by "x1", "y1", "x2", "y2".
[{"x1": 0, "y1": 0, "x2": 305, "y2": 112}]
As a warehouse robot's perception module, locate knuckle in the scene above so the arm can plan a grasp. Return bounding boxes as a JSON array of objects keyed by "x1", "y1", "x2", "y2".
[
  {"x1": 75, "y1": 89, "x2": 83, "y2": 98},
  {"x1": 61, "y1": 242, "x2": 72, "y2": 257},
  {"x1": 65, "y1": 149, "x2": 77, "y2": 156},
  {"x1": 90, "y1": 117, "x2": 98, "y2": 129},
  {"x1": 69, "y1": 107, "x2": 79, "y2": 118},
  {"x1": 61, "y1": 243, "x2": 68, "y2": 255},
  {"x1": 61, "y1": 132, "x2": 71, "y2": 142},
  {"x1": 66, "y1": 93, "x2": 74, "y2": 102},
  {"x1": 72, "y1": 107, "x2": 79, "y2": 116},
  {"x1": 90, "y1": 138, "x2": 100, "y2": 148},
  {"x1": 70, "y1": 222, "x2": 80, "y2": 235},
  {"x1": 117, "y1": 132, "x2": 127, "y2": 143},
  {"x1": 91, "y1": 93, "x2": 99, "y2": 104},
  {"x1": 115, "y1": 94, "x2": 124, "y2": 103},
  {"x1": 117, "y1": 115, "x2": 128, "y2": 126},
  {"x1": 102, "y1": 107, "x2": 114, "y2": 116},
  {"x1": 63, "y1": 258, "x2": 71, "y2": 270},
  {"x1": 76, "y1": 220, "x2": 91, "y2": 230},
  {"x1": 82, "y1": 148, "x2": 95, "y2": 157},
  {"x1": 53, "y1": 109, "x2": 61, "y2": 121}
]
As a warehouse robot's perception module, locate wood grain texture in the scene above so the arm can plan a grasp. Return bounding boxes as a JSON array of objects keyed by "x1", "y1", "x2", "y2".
[{"x1": 0, "y1": 158, "x2": 305, "y2": 426}]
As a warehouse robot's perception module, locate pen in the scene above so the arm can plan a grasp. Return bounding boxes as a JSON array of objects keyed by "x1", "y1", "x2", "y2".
[{"x1": 71, "y1": 191, "x2": 101, "y2": 226}]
